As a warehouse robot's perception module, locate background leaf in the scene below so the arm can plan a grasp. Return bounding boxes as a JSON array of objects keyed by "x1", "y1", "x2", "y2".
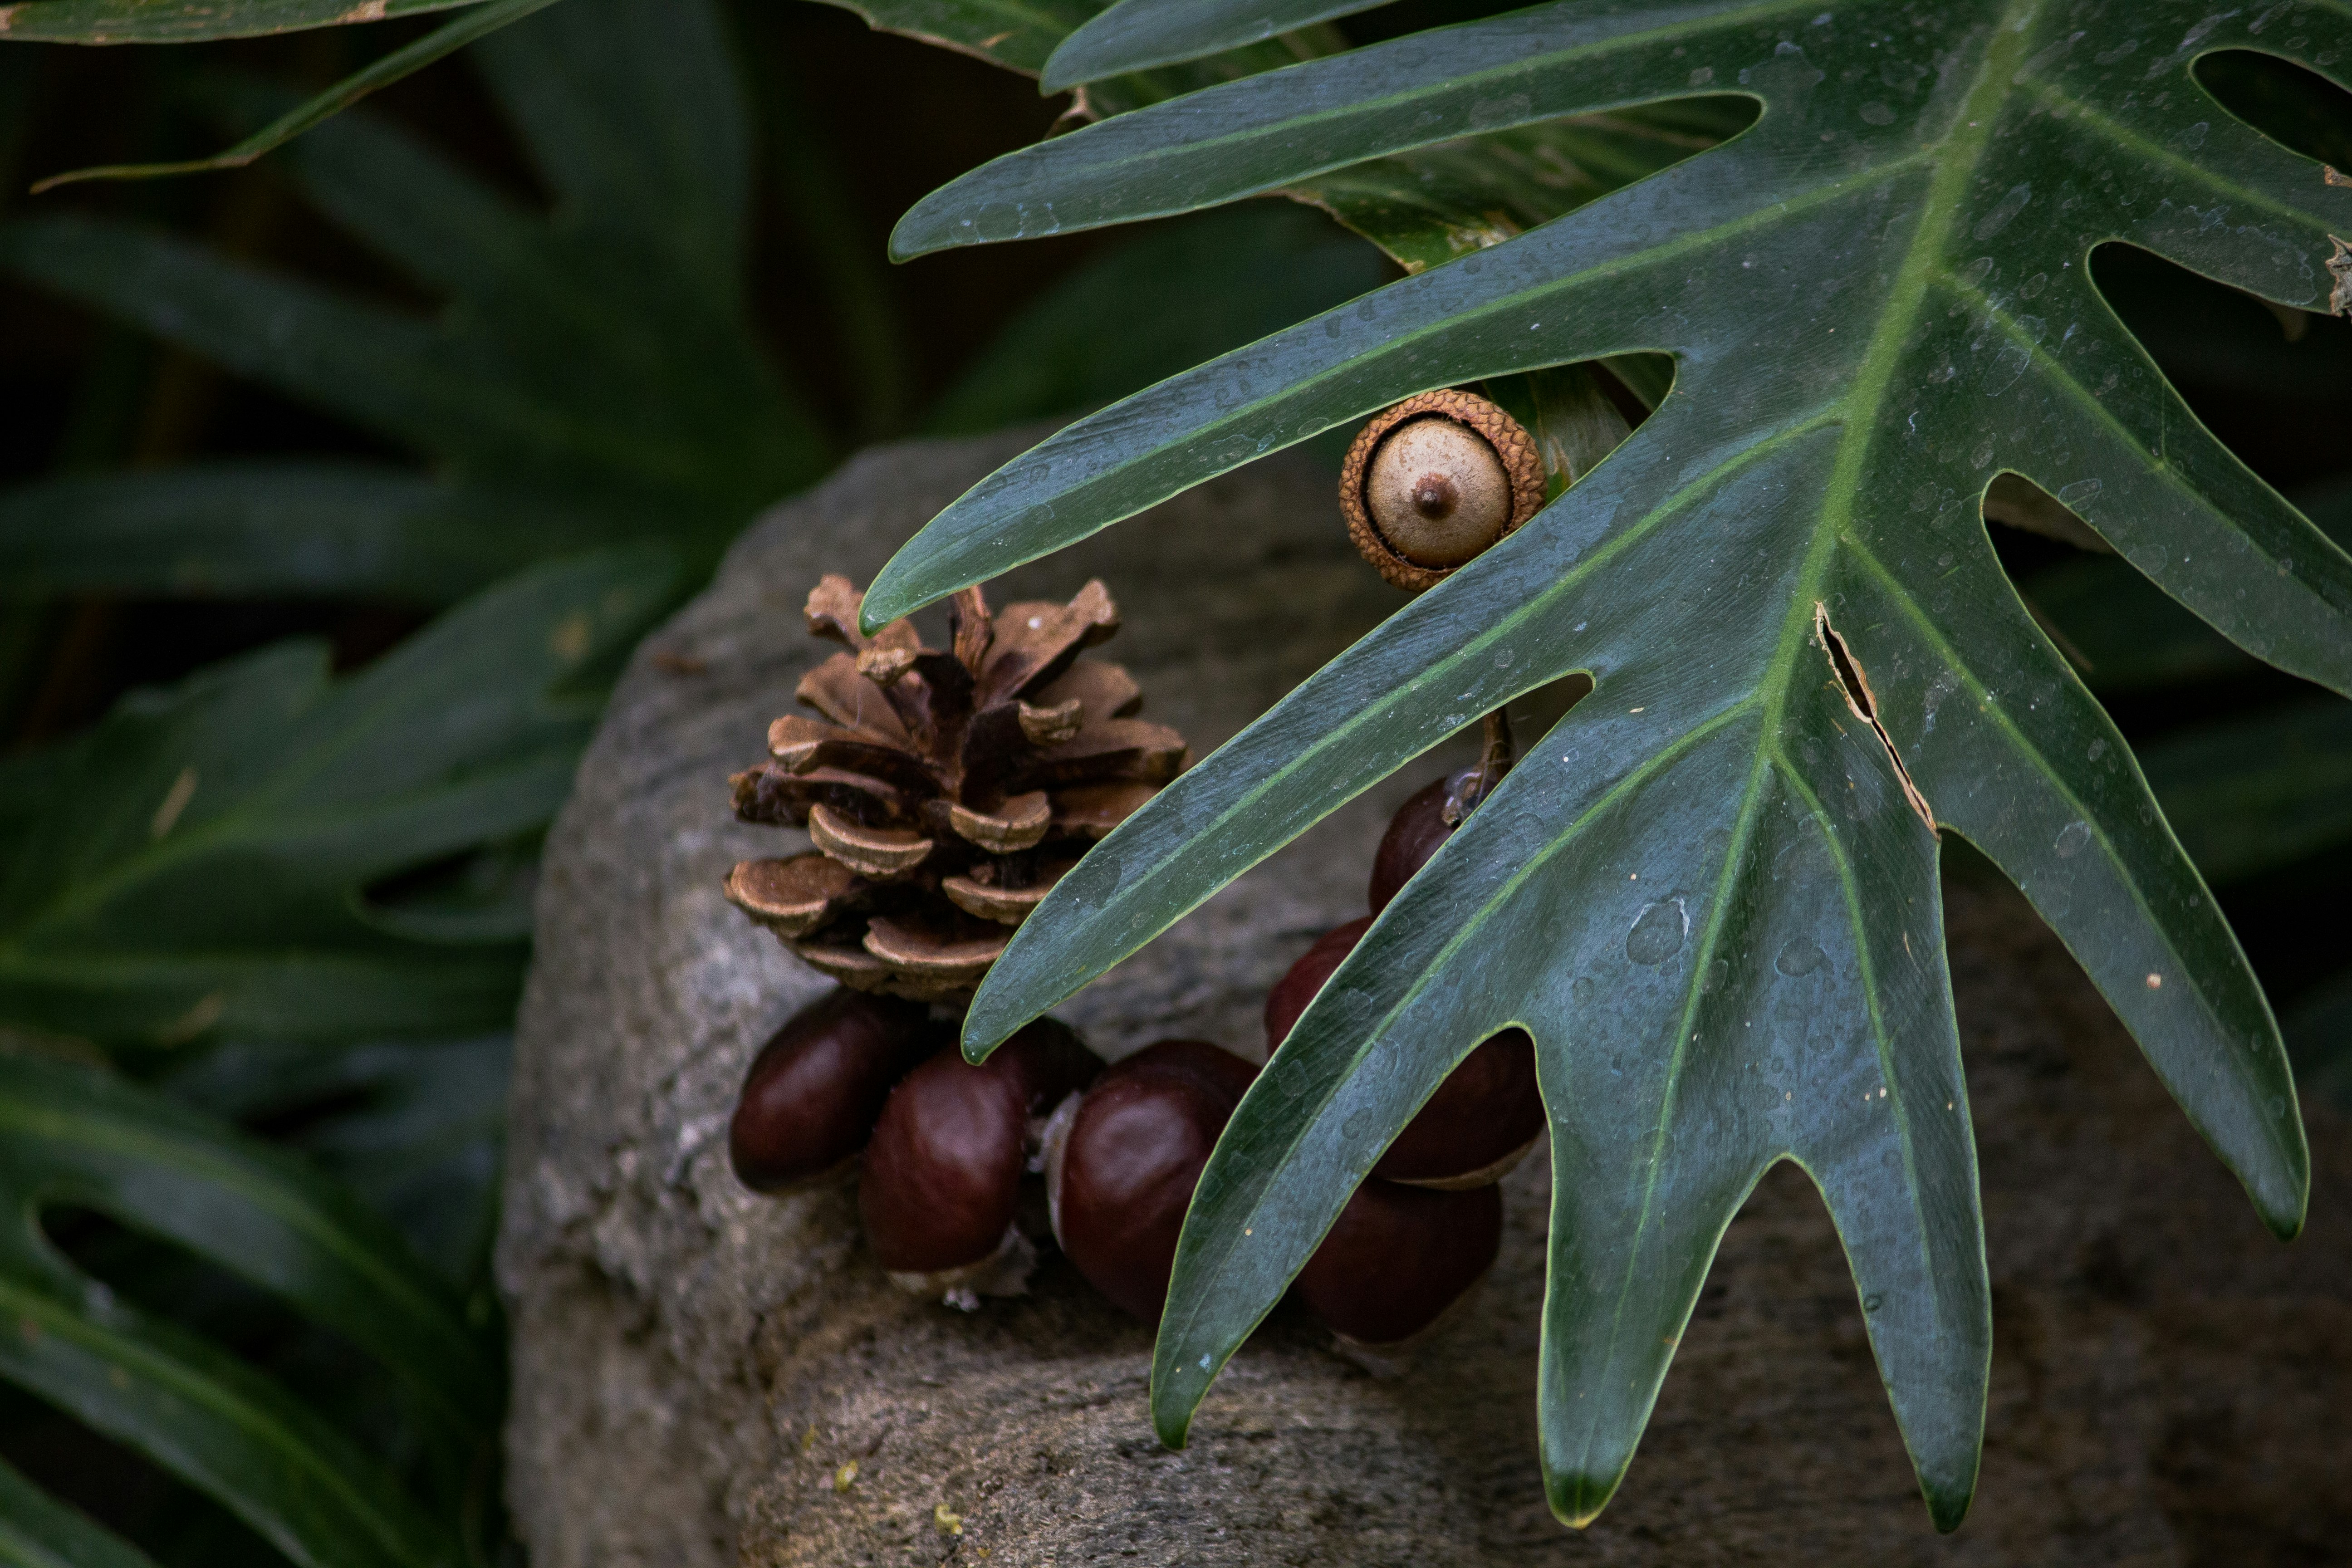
[
  {"x1": 1042, "y1": 0, "x2": 1394, "y2": 89},
  {"x1": 0, "y1": 0, "x2": 494, "y2": 43},
  {"x1": 925, "y1": 201, "x2": 1394, "y2": 434},
  {"x1": 0, "y1": 1051, "x2": 489, "y2": 1568},
  {"x1": 0, "y1": 550, "x2": 672, "y2": 1049},
  {"x1": 2142, "y1": 698, "x2": 2352, "y2": 886},
  {"x1": 0, "y1": 1450, "x2": 162, "y2": 1568},
  {"x1": 0, "y1": 0, "x2": 820, "y2": 605},
  {"x1": 30, "y1": 0, "x2": 567, "y2": 193},
  {"x1": 812, "y1": 0, "x2": 1346, "y2": 115}
]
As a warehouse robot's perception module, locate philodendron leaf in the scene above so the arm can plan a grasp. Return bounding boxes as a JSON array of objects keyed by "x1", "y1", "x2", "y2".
[
  {"x1": 0, "y1": 550, "x2": 671, "y2": 1049},
  {"x1": 814, "y1": 0, "x2": 1342, "y2": 116},
  {"x1": 1279, "y1": 95, "x2": 1759, "y2": 276},
  {"x1": 0, "y1": 1052, "x2": 487, "y2": 1568},
  {"x1": 925, "y1": 201, "x2": 1394, "y2": 434},
  {"x1": 0, "y1": 0, "x2": 490, "y2": 42},
  {"x1": 1041, "y1": 0, "x2": 1390, "y2": 89},
  {"x1": 2023, "y1": 477, "x2": 2352, "y2": 692},
  {"x1": 29, "y1": 0, "x2": 568, "y2": 192},
  {"x1": 866, "y1": 0, "x2": 2352, "y2": 1531}
]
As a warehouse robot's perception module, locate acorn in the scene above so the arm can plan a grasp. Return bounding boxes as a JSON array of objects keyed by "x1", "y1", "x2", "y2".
[
  {"x1": 729, "y1": 987, "x2": 938, "y2": 1193},
  {"x1": 860, "y1": 1017, "x2": 1099, "y2": 1306},
  {"x1": 1046, "y1": 1039, "x2": 1259, "y2": 1324},
  {"x1": 1294, "y1": 1178, "x2": 1502, "y2": 1363},
  {"x1": 1339, "y1": 388, "x2": 1545, "y2": 591},
  {"x1": 1265, "y1": 917, "x2": 1543, "y2": 1189}
]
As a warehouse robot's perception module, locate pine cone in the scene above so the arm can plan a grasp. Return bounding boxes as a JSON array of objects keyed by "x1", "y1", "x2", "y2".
[{"x1": 725, "y1": 575, "x2": 1190, "y2": 1002}]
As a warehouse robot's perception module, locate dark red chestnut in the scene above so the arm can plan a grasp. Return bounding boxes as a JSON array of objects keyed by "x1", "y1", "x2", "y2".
[
  {"x1": 1368, "y1": 776, "x2": 1456, "y2": 915},
  {"x1": 1294, "y1": 1178, "x2": 1502, "y2": 1352},
  {"x1": 1376, "y1": 1030, "x2": 1542, "y2": 1187},
  {"x1": 730, "y1": 987, "x2": 936, "y2": 1193},
  {"x1": 1267, "y1": 920, "x2": 1544, "y2": 1187},
  {"x1": 860, "y1": 1018, "x2": 1098, "y2": 1302},
  {"x1": 1049, "y1": 1039, "x2": 1259, "y2": 1324},
  {"x1": 1262, "y1": 916, "x2": 1373, "y2": 1054}
]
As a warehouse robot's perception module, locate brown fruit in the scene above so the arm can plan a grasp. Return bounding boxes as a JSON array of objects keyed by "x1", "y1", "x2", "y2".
[
  {"x1": 1261, "y1": 916, "x2": 1373, "y2": 1054},
  {"x1": 859, "y1": 1018, "x2": 1098, "y2": 1298},
  {"x1": 1049, "y1": 1039, "x2": 1259, "y2": 1324},
  {"x1": 1294, "y1": 1179, "x2": 1502, "y2": 1350},
  {"x1": 729, "y1": 987, "x2": 937, "y2": 1193},
  {"x1": 1367, "y1": 775, "x2": 1455, "y2": 915},
  {"x1": 1377, "y1": 1029, "x2": 1543, "y2": 1188},
  {"x1": 1267, "y1": 919, "x2": 1543, "y2": 1188},
  {"x1": 1366, "y1": 418, "x2": 1514, "y2": 567}
]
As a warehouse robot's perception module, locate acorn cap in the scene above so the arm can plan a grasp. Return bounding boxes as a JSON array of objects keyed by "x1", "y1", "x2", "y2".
[
  {"x1": 859, "y1": 1019, "x2": 1099, "y2": 1278},
  {"x1": 729, "y1": 987, "x2": 938, "y2": 1194},
  {"x1": 1339, "y1": 389, "x2": 1544, "y2": 591},
  {"x1": 1294, "y1": 1178, "x2": 1503, "y2": 1350},
  {"x1": 1050, "y1": 1039, "x2": 1259, "y2": 1324}
]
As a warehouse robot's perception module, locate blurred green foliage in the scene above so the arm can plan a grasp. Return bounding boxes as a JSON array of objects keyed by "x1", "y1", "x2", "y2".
[{"x1": 0, "y1": 0, "x2": 2344, "y2": 1559}]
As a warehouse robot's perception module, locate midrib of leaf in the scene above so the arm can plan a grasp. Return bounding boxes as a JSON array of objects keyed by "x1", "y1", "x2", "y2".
[
  {"x1": 1173, "y1": 0, "x2": 2037, "y2": 1476},
  {"x1": 1561, "y1": 9, "x2": 2036, "y2": 1482},
  {"x1": 0, "y1": 1277, "x2": 425, "y2": 1566}
]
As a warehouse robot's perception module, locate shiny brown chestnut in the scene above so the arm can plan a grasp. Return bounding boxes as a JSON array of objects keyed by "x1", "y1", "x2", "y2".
[
  {"x1": 1294, "y1": 1178, "x2": 1502, "y2": 1354},
  {"x1": 1048, "y1": 1039, "x2": 1259, "y2": 1324},
  {"x1": 730, "y1": 987, "x2": 936, "y2": 1193},
  {"x1": 1266, "y1": 918, "x2": 1543, "y2": 1188},
  {"x1": 1262, "y1": 915, "x2": 1373, "y2": 1054},
  {"x1": 1368, "y1": 776, "x2": 1457, "y2": 915},
  {"x1": 860, "y1": 1018, "x2": 1098, "y2": 1303}
]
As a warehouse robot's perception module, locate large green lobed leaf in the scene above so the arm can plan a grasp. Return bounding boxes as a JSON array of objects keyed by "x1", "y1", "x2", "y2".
[{"x1": 864, "y1": 0, "x2": 2352, "y2": 1532}]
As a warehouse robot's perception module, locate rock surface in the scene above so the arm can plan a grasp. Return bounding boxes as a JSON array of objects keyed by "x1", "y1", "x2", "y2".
[{"x1": 500, "y1": 434, "x2": 2352, "y2": 1568}]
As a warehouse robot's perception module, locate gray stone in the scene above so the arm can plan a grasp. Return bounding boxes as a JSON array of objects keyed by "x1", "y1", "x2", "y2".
[{"x1": 500, "y1": 434, "x2": 2352, "y2": 1568}]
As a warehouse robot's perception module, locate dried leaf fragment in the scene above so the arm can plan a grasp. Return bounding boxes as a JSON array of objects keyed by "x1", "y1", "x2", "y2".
[{"x1": 1814, "y1": 603, "x2": 1936, "y2": 832}]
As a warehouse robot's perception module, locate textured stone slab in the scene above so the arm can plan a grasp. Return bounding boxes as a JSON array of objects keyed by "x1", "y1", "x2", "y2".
[{"x1": 500, "y1": 433, "x2": 2351, "y2": 1568}]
